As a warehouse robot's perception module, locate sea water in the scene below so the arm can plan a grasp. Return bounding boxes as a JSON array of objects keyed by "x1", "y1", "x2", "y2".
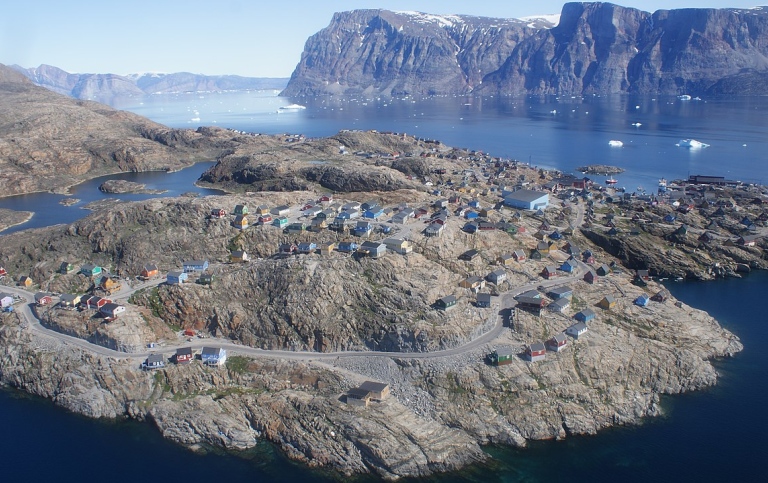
[{"x1": 1, "y1": 91, "x2": 767, "y2": 480}]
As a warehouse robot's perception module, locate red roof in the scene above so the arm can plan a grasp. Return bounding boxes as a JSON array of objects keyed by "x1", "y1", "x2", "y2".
[{"x1": 183, "y1": 329, "x2": 195, "y2": 337}]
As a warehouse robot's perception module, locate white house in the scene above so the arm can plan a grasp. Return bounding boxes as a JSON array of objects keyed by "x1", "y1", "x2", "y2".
[
  {"x1": 565, "y1": 321, "x2": 588, "y2": 339},
  {"x1": 0, "y1": 293, "x2": 13, "y2": 309},
  {"x1": 503, "y1": 189, "x2": 549, "y2": 210}
]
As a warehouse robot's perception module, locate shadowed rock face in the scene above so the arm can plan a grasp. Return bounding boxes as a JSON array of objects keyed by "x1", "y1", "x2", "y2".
[
  {"x1": 282, "y1": 3, "x2": 768, "y2": 97},
  {"x1": 0, "y1": 64, "x2": 258, "y2": 197}
]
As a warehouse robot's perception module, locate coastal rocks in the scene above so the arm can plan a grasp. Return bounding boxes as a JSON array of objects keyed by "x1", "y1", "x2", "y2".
[
  {"x1": 98, "y1": 179, "x2": 166, "y2": 195},
  {"x1": 577, "y1": 165, "x2": 625, "y2": 175},
  {"x1": 0, "y1": 208, "x2": 33, "y2": 233}
]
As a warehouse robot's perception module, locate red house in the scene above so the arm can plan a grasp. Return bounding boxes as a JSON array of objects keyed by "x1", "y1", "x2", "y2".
[
  {"x1": 210, "y1": 208, "x2": 226, "y2": 219},
  {"x1": 546, "y1": 333, "x2": 568, "y2": 352},
  {"x1": 318, "y1": 194, "x2": 333, "y2": 203},
  {"x1": 0, "y1": 267, "x2": 7, "y2": 278},
  {"x1": 34, "y1": 292, "x2": 52, "y2": 306},
  {"x1": 258, "y1": 215, "x2": 273, "y2": 225},
  {"x1": 526, "y1": 342, "x2": 546, "y2": 362},
  {"x1": 87, "y1": 296, "x2": 111, "y2": 310},
  {"x1": 540, "y1": 266, "x2": 558, "y2": 279},
  {"x1": 583, "y1": 269, "x2": 597, "y2": 284},
  {"x1": 175, "y1": 347, "x2": 193, "y2": 364}
]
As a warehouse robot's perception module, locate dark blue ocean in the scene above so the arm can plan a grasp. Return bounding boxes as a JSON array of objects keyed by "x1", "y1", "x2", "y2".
[{"x1": 2, "y1": 91, "x2": 768, "y2": 480}]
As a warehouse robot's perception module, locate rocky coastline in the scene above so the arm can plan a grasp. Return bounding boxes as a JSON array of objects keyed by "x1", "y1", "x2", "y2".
[
  {"x1": 576, "y1": 165, "x2": 625, "y2": 175},
  {"x1": 98, "y1": 179, "x2": 167, "y2": 195}
]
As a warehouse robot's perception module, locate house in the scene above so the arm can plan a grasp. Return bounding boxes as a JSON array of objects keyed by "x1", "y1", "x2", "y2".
[
  {"x1": 459, "y1": 249, "x2": 480, "y2": 261},
  {"x1": 285, "y1": 222, "x2": 306, "y2": 234},
  {"x1": 425, "y1": 223, "x2": 444, "y2": 237},
  {"x1": 346, "y1": 387, "x2": 372, "y2": 407},
  {"x1": 540, "y1": 266, "x2": 558, "y2": 280},
  {"x1": 663, "y1": 214, "x2": 676, "y2": 223},
  {"x1": 487, "y1": 347, "x2": 514, "y2": 366},
  {"x1": 175, "y1": 347, "x2": 193, "y2": 364},
  {"x1": 353, "y1": 220, "x2": 373, "y2": 236},
  {"x1": 358, "y1": 381, "x2": 390, "y2": 401},
  {"x1": 559, "y1": 259, "x2": 578, "y2": 273},
  {"x1": 272, "y1": 216, "x2": 289, "y2": 228},
  {"x1": 167, "y1": 271, "x2": 188, "y2": 285},
  {"x1": 487, "y1": 269, "x2": 507, "y2": 284},
  {"x1": 596, "y1": 264, "x2": 611, "y2": 276},
  {"x1": 183, "y1": 260, "x2": 209, "y2": 272},
  {"x1": 515, "y1": 296, "x2": 547, "y2": 313},
  {"x1": 99, "y1": 276, "x2": 120, "y2": 293},
  {"x1": 476, "y1": 293, "x2": 493, "y2": 308},
  {"x1": 598, "y1": 295, "x2": 616, "y2": 310},
  {"x1": 360, "y1": 241, "x2": 387, "y2": 258},
  {"x1": 143, "y1": 353, "x2": 165, "y2": 370},
  {"x1": 318, "y1": 193, "x2": 333, "y2": 203},
  {"x1": 18, "y1": 275, "x2": 33, "y2": 287},
  {"x1": 548, "y1": 297, "x2": 570, "y2": 313},
  {"x1": 460, "y1": 275, "x2": 486, "y2": 291},
  {"x1": 210, "y1": 208, "x2": 226, "y2": 219},
  {"x1": 342, "y1": 201, "x2": 362, "y2": 212},
  {"x1": 34, "y1": 292, "x2": 52, "y2": 306},
  {"x1": 436, "y1": 295, "x2": 457, "y2": 310},
  {"x1": 271, "y1": 205, "x2": 291, "y2": 216},
  {"x1": 309, "y1": 217, "x2": 328, "y2": 232},
  {"x1": 464, "y1": 210, "x2": 479, "y2": 220},
  {"x1": 78, "y1": 295, "x2": 94, "y2": 308},
  {"x1": 583, "y1": 269, "x2": 597, "y2": 284},
  {"x1": 526, "y1": 342, "x2": 547, "y2": 362},
  {"x1": 503, "y1": 189, "x2": 550, "y2": 210},
  {"x1": 392, "y1": 211, "x2": 411, "y2": 224},
  {"x1": 361, "y1": 200, "x2": 379, "y2": 211},
  {"x1": 319, "y1": 242, "x2": 336, "y2": 255},
  {"x1": 100, "y1": 303, "x2": 126, "y2": 319},
  {"x1": 546, "y1": 333, "x2": 568, "y2": 352},
  {"x1": 738, "y1": 235, "x2": 761, "y2": 247},
  {"x1": 498, "y1": 253, "x2": 515, "y2": 265},
  {"x1": 634, "y1": 294, "x2": 650, "y2": 307},
  {"x1": 383, "y1": 238, "x2": 412, "y2": 254},
  {"x1": 478, "y1": 221, "x2": 496, "y2": 231},
  {"x1": 232, "y1": 214, "x2": 249, "y2": 229},
  {"x1": 462, "y1": 222, "x2": 479, "y2": 234},
  {"x1": 565, "y1": 322, "x2": 588, "y2": 339},
  {"x1": 363, "y1": 205, "x2": 384, "y2": 219},
  {"x1": 258, "y1": 214, "x2": 273, "y2": 225},
  {"x1": 303, "y1": 206, "x2": 322, "y2": 218},
  {"x1": 574, "y1": 308, "x2": 596, "y2": 322},
  {"x1": 87, "y1": 296, "x2": 110, "y2": 310},
  {"x1": 80, "y1": 264, "x2": 102, "y2": 278},
  {"x1": 279, "y1": 243, "x2": 298, "y2": 255},
  {"x1": 198, "y1": 273, "x2": 214, "y2": 285},
  {"x1": 233, "y1": 204, "x2": 249, "y2": 215},
  {"x1": 254, "y1": 205, "x2": 270, "y2": 215},
  {"x1": 536, "y1": 240, "x2": 551, "y2": 254},
  {"x1": 652, "y1": 289, "x2": 671, "y2": 302},
  {"x1": 0, "y1": 293, "x2": 14, "y2": 309},
  {"x1": 59, "y1": 262, "x2": 75, "y2": 274},
  {"x1": 230, "y1": 250, "x2": 249, "y2": 263},
  {"x1": 141, "y1": 263, "x2": 159, "y2": 279},
  {"x1": 512, "y1": 250, "x2": 527, "y2": 262},
  {"x1": 338, "y1": 241, "x2": 359, "y2": 253},
  {"x1": 547, "y1": 286, "x2": 573, "y2": 300},
  {"x1": 0, "y1": 267, "x2": 7, "y2": 278},
  {"x1": 201, "y1": 346, "x2": 227, "y2": 366},
  {"x1": 298, "y1": 242, "x2": 317, "y2": 254},
  {"x1": 58, "y1": 293, "x2": 81, "y2": 307}
]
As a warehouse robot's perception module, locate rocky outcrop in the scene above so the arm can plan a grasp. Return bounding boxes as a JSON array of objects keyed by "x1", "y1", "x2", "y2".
[
  {"x1": 0, "y1": 64, "x2": 264, "y2": 197},
  {"x1": 11, "y1": 64, "x2": 288, "y2": 105},
  {"x1": 98, "y1": 180, "x2": 166, "y2": 194},
  {"x1": 282, "y1": 4, "x2": 768, "y2": 97}
]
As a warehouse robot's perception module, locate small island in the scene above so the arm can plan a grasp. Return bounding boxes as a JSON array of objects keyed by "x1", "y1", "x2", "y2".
[
  {"x1": 0, "y1": 208, "x2": 33, "y2": 232},
  {"x1": 59, "y1": 197, "x2": 80, "y2": 206},
  {"x1": 577, "y1": 165, "x2": 625, "y2": 175},
  {"x1": 98, "y1": 179, "x2": 167, "y2": 195}
]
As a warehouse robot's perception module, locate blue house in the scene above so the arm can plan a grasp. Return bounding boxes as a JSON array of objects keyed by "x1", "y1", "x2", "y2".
[
  {"x1": 166, "y1": 271, "x2": 188, "y2": 285},
  {"x1": 338, "y1": 241, "x2": 359, "y2": 253},
  {"x1": 664, "y1": 214, "x2": 677, "y2": 223},
  {"x1": 468, "y1": 199, "x2": 481, "y2": 209},
  {"x1": 201, "y1": 347, "x2": 227, "y2": 366},
  {"x1": 549, "y1": 230, "x2": 562, "y2": 240},
  {"x1": 463, "y1": 222, "x2": 478, "y2": 234},
  {"x1": 503, "y1": 189, "x2": 550, "y2": 210},
  {"x1": 363, "y1": 206, "x2": 384, "y2": 219},
  {"x1": 574, "y1": 308, "x2": 596, "y2": 322},
  {"x1": 559, "y1": 259, "x2": 578, "y2": 273},
  {"x1": 183, "y1": 260, "x2": 209, "y2": 272},
  {"x1": 465, "y1": 210, "x2": 479, "y2": 220},
  {"x1": 634, "y1": 294, "x2": 650, "y2": 307},
  {"x1": 354, "y1": 221, "x2": 373, "y2": 236},
  {"x1": 297, "y1": 242, "x2": 317, "y2": 254}
]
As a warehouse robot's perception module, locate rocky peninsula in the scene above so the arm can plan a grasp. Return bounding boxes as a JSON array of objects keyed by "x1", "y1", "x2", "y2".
[{"x1": 98, "y1": 179, "x2": 166, "y2": 195}]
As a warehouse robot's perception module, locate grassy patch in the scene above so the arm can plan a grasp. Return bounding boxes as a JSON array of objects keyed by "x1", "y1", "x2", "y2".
[{"x1": 226, "y1": 355, "x2": 251, "y2": 374}]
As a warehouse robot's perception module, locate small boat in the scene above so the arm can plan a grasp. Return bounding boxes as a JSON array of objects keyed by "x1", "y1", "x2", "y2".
[
  {"x1": 678, "y1": 94, "x2": 692, "y2": 101},
  {"x1": 605, "y1": 178, "x2": 618, "y2": 185},
  {"x1": 278, "y1": 104, "x2": 306, "y2": 112},
  {"x1": 631, "y1": 122, "x2": 642, "y2": 127},
  {"x1": 676, "y1": 139, "x2": 710, "y2": 148},
  {"x1": 608, "y1": 140, "x2": 623, "y2": 147}
]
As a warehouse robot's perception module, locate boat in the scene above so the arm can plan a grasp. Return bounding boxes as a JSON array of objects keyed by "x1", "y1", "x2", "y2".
[
  {"x1": 676, "y1": 139, "x2": 710, "y2": 148},
  {"x1": 658, "y1": 178, "x2": 667, "y2": 192},
  {"x1": 631, "y1": 122, "x2": 642, "y2": 127},
  {"x1": 608, "y1": 140, "x2": 623, "y2": 147},
  {"x1": 678, "y1": 94, "x2": 692, "y2": 101},
  {"x1": 605, "y1": 177, "x2": 618, "y2": 185},
  {"x1": 278, "y1": 104, "x2": 306, "y2": 112}
]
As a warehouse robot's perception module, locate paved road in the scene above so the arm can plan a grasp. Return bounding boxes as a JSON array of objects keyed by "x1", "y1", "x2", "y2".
[{"x1": 3, "y1": 264, "x2": 585, "y2": 363}]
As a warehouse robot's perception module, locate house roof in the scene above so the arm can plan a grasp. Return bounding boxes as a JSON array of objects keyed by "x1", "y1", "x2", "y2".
[
  {"x1": 547, "y1": 286, "x2": 573, "y2": 296},
  {"x1": 550, "y1": 298, "x2": 570, "y2": 309},
  {"x1": 100, "y1": 302, "x2": 122, "y2": 312},
  {"x1": 577, "y1": 308, "x2": 596, "y2": 318},
  {"x1": 201, "y1": 346, "x2": 223, "y2": 356},
  {"x1": 495, "y1": 346, "x2": 515, "y2": 357},
  {"x1": 550, "y1": 333, "x2": 567, "y2": 343},
  {"x1": 359, "y1": 381, "x2": 389, "y2": 393},
  {"x1": 477, "y1": 293, "x2": 492, "y2": 303},
  {"x1": 529, "y1": 342, "x2": 546, "y2": 352},
  {"x1": 147, "y1": 354, "x2": 164, "y2": 364},
  {"x1": 505, "y1": 189, "x2": 549, "y2": 203},
  {"x1": 176, "y1": 347, "x2": 193, "y2": 356},
  {"x1": 347, "y1": 387, "x2": 371, "y2": 399},
  {"x1": 568, "y1": 321, "x2": 588, "y2": 332}
]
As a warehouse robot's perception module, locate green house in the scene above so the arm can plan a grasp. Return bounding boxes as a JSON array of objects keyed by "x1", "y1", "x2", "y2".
[
  {"x1": 436, "y1": 295, "x2": 457, "y2": 310},
  {"x1": 59, "y1": 262, "x2": 75, "y2": 274},
  {"x1": 80, "y1": 263, "x2": 102, "y2": 277},
  {"x1": 487, "y1": 347, "x2": 514, "y2": 366},
  {"x1": 272, "y1": 216, "x2": 289, "y2": 228},
  {"x1": 197, "y1": 273, "x2": 214, "y2": 285},
  {"x1": 234, "y1": 204, "x2": 249, "y2": 215}
]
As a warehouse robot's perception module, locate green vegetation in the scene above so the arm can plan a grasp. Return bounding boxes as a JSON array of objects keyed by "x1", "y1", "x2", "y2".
[
  {"x1": 148, "y1": 286, "x2": 164, "y2": 318},
  {"x1": 226, "y1": 355, "x2": 251, "y2": 374}
]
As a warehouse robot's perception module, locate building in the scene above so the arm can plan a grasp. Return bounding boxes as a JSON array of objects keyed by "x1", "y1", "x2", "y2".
[
  {"x1": 598, "y1": 295, "x2": 616, "y2": 310},
  {"x1": 271, "y1": 205, "x2": 291, "y2": 216},
  {"x1": 526, "y1": 342, "x2": 547, "y2": 362},
  {"x1": 540, "y1": 266, "x2": 558, "y2": 280},
  {"x1": 546, "y1": 333, "x2": 568, "y2": 352},
  {"x1": 634, "y1": 294, "x2": 650, "y2": 307},
  {"x1": 486, "y1": 269, "x2": 507, "y2": 284},
  {"x1": 17, "y1": 275, "x2": 33, "y2": 287},
  {"x1": 0, "y1": 293, "x2": 13, "y2": 309},
  {"x1": 547, "y1": 286, "x2": 573, "y2": 300},
  {"x1": 100, "y1": 303, "x2": 126, "y2": 319},
  {"x1": 58, "y1": 293, "x2": 81, "y2": 307},
  {"x1": 319, "y1": 242, "x2": 336, "y2": 255},
  {"x1": 210, "y1": 208, "x2": 226, "y2": 219},
  {"x1": 358, "y1": 381, "x2": 390, "y2": 401},
  {"x1": 346, "y1": 387, "x2": 372, "y2": 407},
  {"x1": 338, "y1": 241, "x2": 359, "y2": 253},
  {"x1": 59, "y1": 262, "x2": 75, "y2": 274},
  {"x1": 487, "y1": 347, "x2": 514, "y2": 366},
  {"x1": 80, "y1": 264, "x2": 102, "y2": 278},
  {"x1": 436, "y1": 295, "x2": 457, "y2": 310},
  {"x1": 230, "y1": 250, "x2": 249, "y2": 263},
  {"x1": 175, "y1": 347, "x2": 193, "y2": 364},
  {"x1": 360, "y1": 241, "x2": 387, "y2": 258},
  {"x1": 143, "y1": 353, "x2": 165, "y2": 370},
  {"x1": 382, "y1": 238, "x2": 412, "y2": 254},
  {"x1": 503, "y1": 189, "x2": 550, "y2": 210},
  {"x1": 34, "y1": 292, "x2": 52, "y2": 306},
  {"x1": 425, "y1": 223, "x2": 444, "y2": 237},
  {"x1": 512, "y1": 250, "x2": 526, "y2": 262},
  {"x1": 141, "y1": 263, "x2": 159, "y2": 279},
  {"x1": 459, "y1": 249, "x2": 480, "y2": 261},
  {"x1": 548, "y1": 297, "x2": 570, "y2": 313},
  {"x1": 233, "y1": 214, "x2": 249, "y2": 230},
  {"x1": 183, "y1": 260, "x2": 209, "y2": 272},
  {"x1": 565, "y1": 322, "x2": 588, "y2": 339},
  {"x1": 298, "y1": 242, "x2": 317, "y2": 254},
  {"x1": 574, "y1": 308, "x2": 596, "y2": 322},
  {"x1": 476, "y1": 293, "x2": 493, "y2": 308},
  {"x1": 460, "y1": 275, "x2": 486, "y2": 291},
  {"x1": 167, "y1": 270, "x2": 188, "y2": 285},
  {"x1": 233, "y1": 204, "x2": 249, "y2": 215},
  {"x1": 201, "y1": 347, "x2": 227, "y2": 366}
]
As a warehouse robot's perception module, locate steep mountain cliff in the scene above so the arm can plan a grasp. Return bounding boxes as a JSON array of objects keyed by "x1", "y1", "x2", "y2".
[
  {"x1": 282, "y1": 3, "x2": 768, "y2": 97},
  {"x1": 12, "y1": 64, "x2": 288, "y2": 105}
]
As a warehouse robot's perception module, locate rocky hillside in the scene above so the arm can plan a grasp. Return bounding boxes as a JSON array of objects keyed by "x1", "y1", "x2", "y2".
[
  {"x1": 12, "y1": 64, "x2": 288, "y2": 105},
  {"x1": 0, "y1": 64, "x2": 257, "y2": 197},
  {"x1": 282, "y1": 3, "x2": 768, "y2": 97}
]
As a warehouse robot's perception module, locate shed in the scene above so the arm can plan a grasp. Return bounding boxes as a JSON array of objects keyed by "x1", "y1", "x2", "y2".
[
  {"x1": 566, "y1": 322, "x2": 588, "y2": 339},
  {"x1": 546, "y1": 333, "x2": 568, "y2": 352},
  {"x1": 476, "y1": 293, "x2": 493, "y2": 308},
  {"x1": 487, "y1": 347, "x2": 514, "y2": 366},
  {"x1": 526, "y1": 342, "x2": 547, "y2": 362},
  {"x1": 598, "y1": 295, "x2": 616, "y2": 310},
  {"x1": 436, "y1": 295, "x2": 457, "y2": 310},
  {"x1": 358, "y1": 381, "x2": 390, "y2": 401},
  {"x1": 575, "y1": 309, "x2": 596, "y2": 322},
  {"x1": 634, "y1": 294, "x2": 650, "y2": 307}
]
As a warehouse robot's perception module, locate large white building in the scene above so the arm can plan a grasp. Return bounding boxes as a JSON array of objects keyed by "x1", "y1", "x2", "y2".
[{"x1": 503, "y1": 189, "x2": 549, "y2": 210}]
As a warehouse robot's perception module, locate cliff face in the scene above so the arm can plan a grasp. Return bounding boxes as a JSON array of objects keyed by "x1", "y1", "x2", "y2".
[
  {"x1": 282, "y1": 3, "x2": 768, "y2": 97},
  {"x1": 12, "y1": 64, "x2": 288, "y2": 105}
]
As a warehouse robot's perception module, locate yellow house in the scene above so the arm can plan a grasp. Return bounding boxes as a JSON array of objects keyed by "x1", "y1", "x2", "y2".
[
  {"x1": 18, "y1": 275, "x2": 33, "y2": 287},
  {"x1": 598, "y1": 295, "x2": 616, "y2": 310},
  {"x1": 233, "y1": 214, "x2": 249, "y2": 230},
  {"x1": 99, "y1": 276, "x2": 120, "y2": 292},
  {"x1": 319, "y1": 242, "x2": 336, "y2": 255},
  {"x1": 230, "y1": 250, "x2": 249, "y2": 263}
]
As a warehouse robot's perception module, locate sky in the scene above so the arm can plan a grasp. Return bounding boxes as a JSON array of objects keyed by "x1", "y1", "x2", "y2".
[{"x1": 1, "y1": 0, "x2": 762, "y2": 77}]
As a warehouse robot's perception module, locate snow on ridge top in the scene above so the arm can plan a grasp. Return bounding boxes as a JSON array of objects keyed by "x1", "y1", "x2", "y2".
[
  {"x1": 518, "y1": 13, "x2": 561, "y2": 28},
  {"x1": 394, "y1": 10, "x2": 464, "y2": 28}
]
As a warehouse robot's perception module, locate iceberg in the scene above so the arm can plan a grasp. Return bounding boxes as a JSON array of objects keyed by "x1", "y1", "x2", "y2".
[
  {"x1": 278, "y1": 104, "x2": 306, "y2": 112},
  {"x1": 676, "y1": 139, "x2": 710, "y2": 149},
  {"x1": 608, "y1": 140, "x2": 624, "y2": 147}
]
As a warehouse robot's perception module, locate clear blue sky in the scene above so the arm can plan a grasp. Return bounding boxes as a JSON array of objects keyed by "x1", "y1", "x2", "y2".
[{"x1": 1, "y1": 0, "x2": 761, "y2": 77}]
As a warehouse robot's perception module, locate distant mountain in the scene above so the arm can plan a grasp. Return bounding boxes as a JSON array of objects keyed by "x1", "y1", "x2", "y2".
[
  {"x1": 281, "y1": 3, "x2": 768, "y2": 97},
  {"x1": 11, "y1": 64, "x2": 288, "y2": 105},
  {"x1": 0, "y1": 63, "x2": 248, "y2": 196}
]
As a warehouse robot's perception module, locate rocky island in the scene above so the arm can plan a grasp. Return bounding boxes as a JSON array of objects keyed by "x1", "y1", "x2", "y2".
[{"x1": 98, "y1": 179, "x2": 166, "y2": 195}]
